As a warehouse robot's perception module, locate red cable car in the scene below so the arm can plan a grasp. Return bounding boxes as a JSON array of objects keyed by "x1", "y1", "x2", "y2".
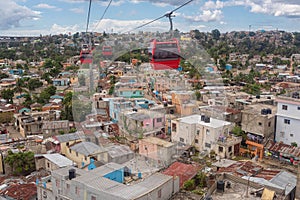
[
  {"x1": 79, "y1": 44, "x2": 93, "y2": 64},
  {"x1": 79, "y1": 49, "x2": 93, "y2": 64},
  {"x1": 149, "y1": 39, "x2": 180, "y2": 70},
  {"x1": 102, "y1": 46, "x2": 112, "y2": 57}
]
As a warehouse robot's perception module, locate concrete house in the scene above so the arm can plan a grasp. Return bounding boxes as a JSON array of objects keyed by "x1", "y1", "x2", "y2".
[
  {"x1": 66, "y1": 141, "x2": 107, "y2": 167},
  {"x1": 241, "y1": 103, "x2": 276, "y2": 159},
  {"x1": 42, "y1": 120, "x2": 70, "y2": 137},
  {"x1": 35, "y1": 153, "x2": 73, "y2": 171},
  {"x1": 52, "y1": 132, "x2": 85, "y2": 155},
  {"x1": 139, "y1": 137, "x2": 177, "y2": 167},
  {"x1": 37, "y1": 163, "x2": 179, "y2": 200},
  {"x1": 118, "y1": 110, "x2": 165, "y2": 137},
  {"x1": 171, "y1": 114, "x2": 238, "y2": 158},
  {"x1": 275, "y1": 93, "x2": 300, "y2": 146}
]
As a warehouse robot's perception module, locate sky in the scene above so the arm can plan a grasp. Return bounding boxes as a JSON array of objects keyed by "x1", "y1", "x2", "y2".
[{"x1": 1, "y1": 0, "x2": 300, "y2": 36}]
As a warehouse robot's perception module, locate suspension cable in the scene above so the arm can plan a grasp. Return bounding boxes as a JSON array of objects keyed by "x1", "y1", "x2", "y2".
[{"x1": 122, "y1": 0, "x2": 194, "y2": 34}]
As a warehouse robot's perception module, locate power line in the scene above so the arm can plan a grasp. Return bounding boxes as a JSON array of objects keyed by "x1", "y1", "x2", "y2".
[
  {"x1": 123, "y1": 0, "x2": 194, "y2": 34},
  {"x1": 85, "y1": 0, "x2": 93, "y2": 33},
  {"x1": 92, "y1": 0, "x2": 113, "y2": 33}
]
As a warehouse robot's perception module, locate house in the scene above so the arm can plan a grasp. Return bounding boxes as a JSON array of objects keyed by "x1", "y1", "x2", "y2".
[
  {"x1": 118, "y1": 110, "x2": 165, "y2": 137},
  {"x1": 171, "y1": 115, "x2": 238, "y2": 158},
  {"x1": 139, "y1": 137, "x2": 177, "y2": 166},
  {"x1": 199, "y1": 105, "x2": 242, "y2": 125},
  {"x1": 162, "y1": 161, "x2": 200, "y2": 187},
  {"x1": 275, "y1": 93, "x2": 300, "y2": 146},
  {"x1": 115, "y1": 87, "x2": 144, "y2": 98},
  {"x1": 171, "y1": 91, "x2": 198, "y2": 116},
  {"x1": 108, "y1": 98, "x2": 132, "y2": 122},
  {"x1": 105, "y1": 144, "x2": 134, "y2": 164},
  {"x1": 1, "y1": 183, "x2": 37, "y2": 200},
  {"x1": 241, "y1": 103, "x2": 277, "y2": 159},
  {"x1": 52, "y1": 78, "x2": 70, "y2": 86},
  {"x1": 35, "y1": 153, "x2": 74, "y2": 171},
  {"x1": 37, "y1": 164, "x2": 179, "y2": 200},
  {"x1": 52, "y1": 132, "x2": 85, "y2": 155},
  {"x1": 42, "y1": 120, "x2": 70, "y2": 137},
  {"x1": 14, "y1": 111, "x2": 56, "y2": 137},
  {"x1": 212, "y1": 160, "x2": 297, "y2": 200},
  {"x1": 66, "y1": 141, "x2": 107, "y2": 168}
]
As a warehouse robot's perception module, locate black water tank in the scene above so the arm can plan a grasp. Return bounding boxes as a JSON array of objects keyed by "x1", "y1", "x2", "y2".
[
  {"x1": 69, "y1": 169, "x2": 76, "y2": 180},
  {"x1": 217, "y1": 180, "x2": 225, "y2": 192},
  {"x1": 204, "y1": 116, "x2": 210, "y2": 123}
]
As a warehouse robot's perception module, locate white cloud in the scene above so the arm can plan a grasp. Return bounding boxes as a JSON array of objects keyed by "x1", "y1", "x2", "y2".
[
  {"x1": 34, "y1": 3, "x2": 56, "y2": 9},
  {"x1": 183, "y1": 9, "x2": 223, "y2": 22},
  {"x1": 70, "y1": 8, "x2": 85, "y2": 14},
  {"x1": 0, "y1": 0, "x2": 41, "y2": 30},
  {"x1": 99, "y1": 0, "x2": 125, "y2": 6},
  {"x1": 225, "y1": 0, "x2": 300, "y2": 18}
]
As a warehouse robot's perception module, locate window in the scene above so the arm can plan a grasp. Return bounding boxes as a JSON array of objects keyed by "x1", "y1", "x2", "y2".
[
  {"x1": 205, "y1": 143, "x2": 211, "y2": 148},
  {"x1": 69, "y1": 149, "x2": 71, "y2": 154},
  {"x1": 75, "y1": 187, "x2": 80, "y2": 195},
  {"x1": 284, "y1": 119, "x2": 290, "y2": 124},
  {"x1": 56, "y1": 180, "x2": 60, "y2": 187},
  {"x1": 258, "y1": 122, "x2": 262, "y2": 126},
  {"x1": 120, "y1": 91, "x2": 123, "y2": 95},
  {"x1": 157, "y1": 118, "x2": 162, "y2": 123},
  {"x1": 179, "y1": 137, "x2": 184, "y2": 143},
  {"x1": 228, "y1": 146, "x2": 232, "y2": 152},
  {"x1": 66, "y1": 142, "x2": 69, "y2": 146},
  {"x1": 158, "y1": 189, "x2": 162, "y2": 198},
  {"x1": 219, "y1": 146, "x2": 223, "y2": 153},
  {"x1": 76, "y1": 152, "x2": 78, "y2": 157},
  {"x1": 195, "y1": 139, "x2": 199, "y2": 144},
  {"x1": 66, "y1": 184, "x2": 70, "y2": 193},
  {"x1": 85, "y1": 156, "x2": 87, "y2": 161},
  {"x1": 172, "y1": 123, "x2": 177, "y2": 132},
  {"x1": 133, "y1": 91, "x2": 136, "y2": 94},
  {"x1": 47, "y1": 162, "x2": 50, "y2": 168},
  {"x1": 290, "y1": 134, "x2": 294, "y2": 137},
  {"x1": 282, "y1": 105, "x2": 288, "y2": 110},
  {"x1": 298, "y1": 106, "x2": 300, "y2": 110},
  {"x1": 268, "y1": 122, "x2": 271, "y2": 127},
  {"x1": 196, "y1": 130, "x2": 200, "y2": 135},
  {"x1": 206, "y1": 129, "x2": 210, "y2": 135}
]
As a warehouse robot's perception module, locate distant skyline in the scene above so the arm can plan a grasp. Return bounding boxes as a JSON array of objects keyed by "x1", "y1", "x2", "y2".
[{"x1": 1, "y1": 0, "x2": 300, "y2": 36}]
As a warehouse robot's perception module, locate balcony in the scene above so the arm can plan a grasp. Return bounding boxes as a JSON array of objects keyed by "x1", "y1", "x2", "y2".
[{"x1": 217, "y1": 135, "x2": 242, "y2": 147}]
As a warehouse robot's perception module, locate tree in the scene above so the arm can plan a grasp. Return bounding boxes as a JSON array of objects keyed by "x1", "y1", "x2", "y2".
[
  {"x1": 5, "y1": 150, "x2": 35, "y2": 175},
  {"x1": 37, "y1": 86, "x2": 56, "y2": 104},
  {"x1": 0, "y1": 73, "x2": 9, "y2": 80},
  {"x1": 212, "y1": 29, "x2": 220, "y2": 40},
  {"x1": 61, "y1": 92, "x2": 73, "y2": 121},
  {"x1": 28, "y1": 78, "x2": 43, "y2": 91},
  {"x1": 1, "y1": 89, "x2": 14, "y2": 103}
]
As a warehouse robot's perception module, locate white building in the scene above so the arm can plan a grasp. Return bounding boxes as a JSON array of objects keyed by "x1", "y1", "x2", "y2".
[
  {"x1": 171, "y1": 114, "x2": 235, "y2": 155},
  {"x1": 275, "y1": 94, "x2": 300, "y2": 145}
]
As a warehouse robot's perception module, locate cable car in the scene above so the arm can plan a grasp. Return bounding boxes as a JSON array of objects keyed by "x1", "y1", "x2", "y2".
[
  {"x1": 149, "y1": 39, "x2": 180, "y2": 70},
  {"x1": 79, "y1": 49, "x2": 93, "y2": 64},
  {"x1": 79, "y1": 44, "x2": 93, "y2": 64},
  {"x1": 102, "y1": 46, "x2": 112, "y2": 57}
]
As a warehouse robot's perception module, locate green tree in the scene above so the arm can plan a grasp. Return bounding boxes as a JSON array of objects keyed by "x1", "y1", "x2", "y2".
[
  {"x1": 1, "y1": 89, "x2": 14, "y2": 103},
  {"x1": 5, "y1": 150, "x2": 35, "y2": 175},
  {"x1": 61, "y1": 92, "x2": 73, "y2": 121},
  {"x1": 28, "y1": 79, "x2": 43, "y2": 91}
]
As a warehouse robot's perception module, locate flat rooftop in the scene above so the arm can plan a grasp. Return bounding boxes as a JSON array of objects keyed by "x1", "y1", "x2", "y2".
[{"x1": 210, "y1": 179, "x2": 261, "y2": 200}]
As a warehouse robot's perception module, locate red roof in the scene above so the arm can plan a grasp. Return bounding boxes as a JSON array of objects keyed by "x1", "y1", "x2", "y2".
[
  {"x1": 162, "y1": 162, "x2": 200, "y2": 187},
  {"x1": 1, "y1": 183, "x2": 37, "y2": 200}
]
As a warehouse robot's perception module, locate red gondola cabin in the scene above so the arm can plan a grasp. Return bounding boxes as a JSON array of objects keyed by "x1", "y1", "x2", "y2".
[
  {"x1": 149, "y1": 39, "x2": 180, "y2": 70},
  {"x1": 102, "y1": 46, "x2": 112, "y2": 57}
]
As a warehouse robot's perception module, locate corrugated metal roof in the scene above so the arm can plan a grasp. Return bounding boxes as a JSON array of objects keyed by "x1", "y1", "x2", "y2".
[
  {"x1": 70, "y1": 142, "x2": 106, "y2": 156},
  {"x1": 42, "y1": 153, "x2": 73, "y2": 168},
  {"x1": 55, "y1": 132, "x2": 84, "y2": 143},
  {"x1": 270, "y1": 171, "x2": 297, "y2": 195},
  {"x1": 42, "y1": 120, "x2": 69, "y2": 130},
  {"x1": 106, "y1": 145, "x2": 133, "y2": 158}
]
